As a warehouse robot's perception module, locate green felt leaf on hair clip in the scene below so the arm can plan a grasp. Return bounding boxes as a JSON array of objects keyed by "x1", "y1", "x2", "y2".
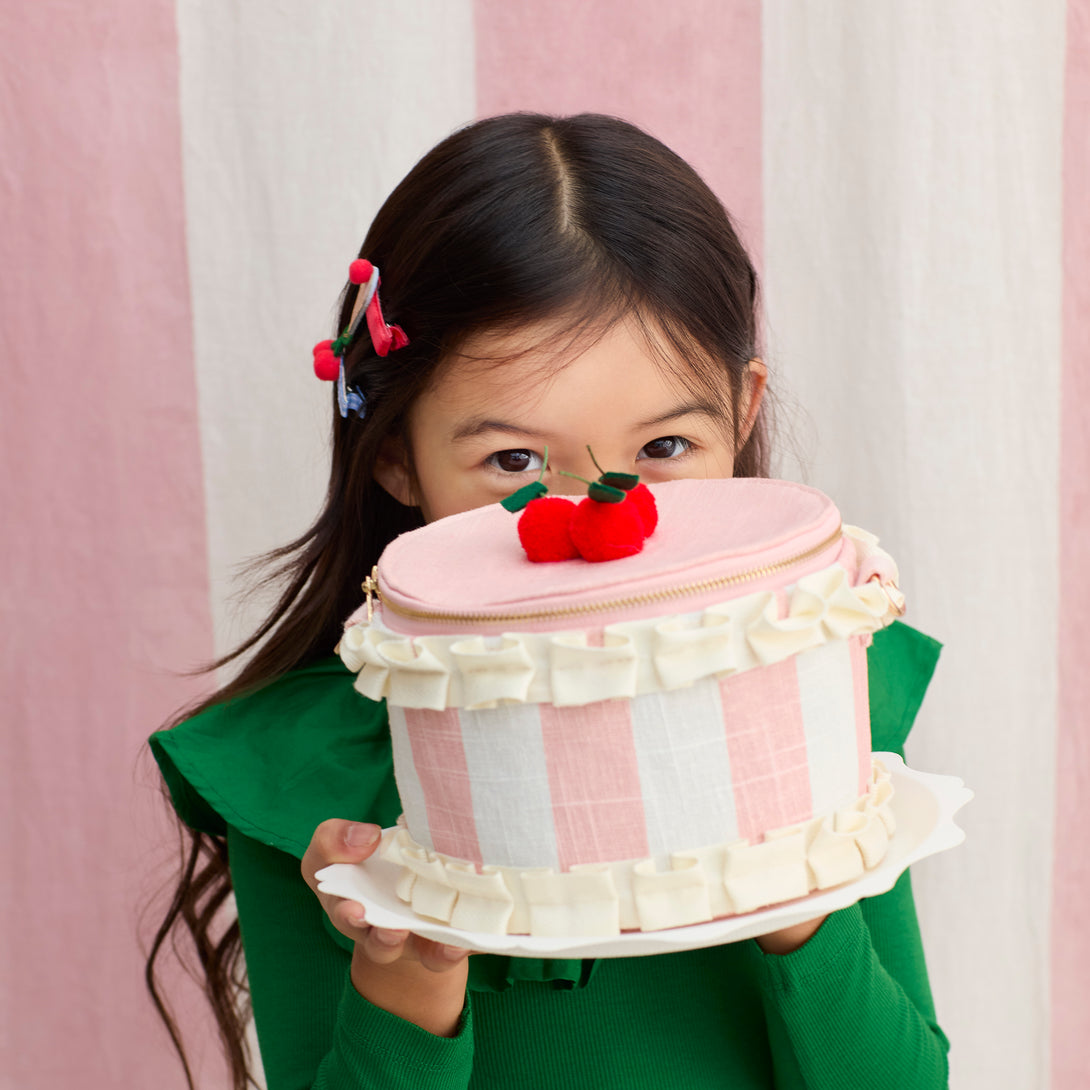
[{"x1": 331, "y1": 333, "x2": 352, "y2": 356}]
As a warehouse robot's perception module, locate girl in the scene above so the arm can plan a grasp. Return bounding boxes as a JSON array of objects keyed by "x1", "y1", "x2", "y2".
[{"x1": 148, "y1": 112, "x2": 949, "y2": 1089}]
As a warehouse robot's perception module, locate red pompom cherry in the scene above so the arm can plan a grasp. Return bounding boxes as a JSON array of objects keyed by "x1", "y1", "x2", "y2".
[
  {"x1": 570, "y1": 495, "x2": 646, "y2": 562},
  {"x1": 313, "y1": 346, "x2": 340, "y2": 381},
  {"x1": 349, "y1": 259, "x2": 374, "y2": 285},
  {"x1": 517, "y1": 496, "x2": 579, "y2": 562},
  {"x1": 627, "y1": 483, "x2": 658, "y2": 535}
]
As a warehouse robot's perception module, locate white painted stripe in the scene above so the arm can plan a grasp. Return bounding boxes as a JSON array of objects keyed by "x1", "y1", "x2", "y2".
[
  {"x1": 386, "y1": 706, "x2": 432, "y2": 849},
  {"x1": 630, "y1": 680, "x2": 738, "y2": 861},
  {"x1": 795, "y1": 641, "x2": 860, "y2": 816},
  {"x1": 459, "y1": 704, "x2": 559, "y2": 870},
  {"x1": 764, "y1": 5, "x2": 1065, "y2": 1087},
  {"x1": 176, "y1": 0, "x2": 477, "y2": 656}
]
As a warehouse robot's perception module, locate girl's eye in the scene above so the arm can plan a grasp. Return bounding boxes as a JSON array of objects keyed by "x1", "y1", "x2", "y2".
[
  {"x1": 486, "y1": 449, "x2": 544, "y2": 474},
  {"x1": 637, "y1": 436, "x2": 691, "y2": 460}
]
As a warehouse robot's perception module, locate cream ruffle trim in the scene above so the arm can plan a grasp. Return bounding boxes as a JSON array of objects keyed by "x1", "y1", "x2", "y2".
[
  {"x1": 340, "y1": 528, "x2": 903, "y2": 711},
  {"x1": 379, "y1": 758, "x2": 895, "y2": 938}
]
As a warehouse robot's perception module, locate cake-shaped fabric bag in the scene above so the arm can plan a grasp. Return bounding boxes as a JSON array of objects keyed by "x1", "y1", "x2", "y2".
[{"x1": 339, "y1": 478, "x2": 904, "y2": 938}]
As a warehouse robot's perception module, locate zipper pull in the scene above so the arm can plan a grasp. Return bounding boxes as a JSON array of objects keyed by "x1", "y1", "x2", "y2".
[
  {"x1": 362, "y1": 566, "x2": 380, "y2": 622},
  {"x1": 869, "y1": 575, "x2": 906, "y2": 617}
]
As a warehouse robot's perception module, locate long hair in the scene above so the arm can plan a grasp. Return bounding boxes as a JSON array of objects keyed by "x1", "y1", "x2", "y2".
[{"x1": 147, "y1": 112, "x2": 771, "y2": 1088}]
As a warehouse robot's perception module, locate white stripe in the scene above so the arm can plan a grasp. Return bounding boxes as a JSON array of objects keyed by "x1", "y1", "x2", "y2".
[
  {"x1": 764, "y1": 5, "x2": 1065, "y2": 1086},
  {"x1": 459, "y1": 705, "x2": 559, "y2": 869},
  {"x1": 630, "y1": 680, "x2": 738, "y2": 862},
  {"x1": 176, "y1": 0, "x2": 477, "y2": 657},
  {"x1": 795, "y1": 641, "x2": 860, "y2": 816},
  {"x1": 386, "y1": 706, "x2": 432, "y2": 849}
]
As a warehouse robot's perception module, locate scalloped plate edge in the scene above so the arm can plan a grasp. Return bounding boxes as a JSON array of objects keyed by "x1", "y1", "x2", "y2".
[{"x1": 315, "y1": 754, "x2": 972, "y2": 958}]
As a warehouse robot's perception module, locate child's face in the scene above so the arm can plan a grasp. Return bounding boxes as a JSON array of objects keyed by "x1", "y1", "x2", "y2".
[{"x1": 375, "y1": 315, "x2": 765, "y2": 523}]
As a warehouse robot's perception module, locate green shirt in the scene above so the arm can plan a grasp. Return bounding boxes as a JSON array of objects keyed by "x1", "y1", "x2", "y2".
[{"x1": 151, "y1": 621, "x2": 949, "y2": 1089}]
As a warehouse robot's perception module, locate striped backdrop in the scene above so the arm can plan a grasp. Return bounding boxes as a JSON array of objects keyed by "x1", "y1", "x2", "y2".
[{"x1": 1, "y1": 2, "x2": 1086, "y2": 1087}]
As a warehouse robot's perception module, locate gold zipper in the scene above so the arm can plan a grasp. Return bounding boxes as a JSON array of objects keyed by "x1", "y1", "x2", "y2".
[{"x1": 363, "y1": 525, "x2": 843, "y2": 626}]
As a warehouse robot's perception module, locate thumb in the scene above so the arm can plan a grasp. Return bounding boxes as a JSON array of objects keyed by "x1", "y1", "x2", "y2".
[{"x1": 301, "y1": 819, "x2": 382, "y2": 891}]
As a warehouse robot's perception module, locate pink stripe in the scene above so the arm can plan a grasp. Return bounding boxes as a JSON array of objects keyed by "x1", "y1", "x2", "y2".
[
  {"x1": 404, "y1": 708, "x2": 482, "y2": 863},
  {"x1": 539, "y1": 701, "x2": 649, "y2": 869},
  {"x1": 473, "y1": 0, "x2": 763, "y2": 265},
  {"x1": 718, "y1": 660, "x2": 813, "y2": 841},
  {"x1": 0, "y1": 4, "x2": 215, "y2": 1086},
  {"x1": 1054, "y1": 2, "x2": 1090, "y2": 1086},
  {"x1": 851, "y1": 635, "x2": 873, "y2": 792}
]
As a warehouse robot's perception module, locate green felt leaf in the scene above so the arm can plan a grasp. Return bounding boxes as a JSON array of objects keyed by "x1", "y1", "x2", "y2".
[
  {"x1": 500, "y1": 480, "x2": 548, "y2": 512},
  {"x1": 599, "y1": 471, "x2": 639, "y2": 491},
  {"x1": 587, "y1": 481, "x2": 626, "y2": 504}
]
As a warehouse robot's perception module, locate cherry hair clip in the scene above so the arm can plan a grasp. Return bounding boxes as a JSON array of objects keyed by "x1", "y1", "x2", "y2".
[{"x1": 312, "y1": 259, "x2": 410, "y2": 418}]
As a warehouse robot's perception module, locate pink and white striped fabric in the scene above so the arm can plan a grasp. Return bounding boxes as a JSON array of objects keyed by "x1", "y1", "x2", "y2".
[
  {"x1": 390, "y1": 637, "x2": 866, "y2": 871},
  {"x1": 3, "y1": 2, "x2": 1088, "y2": 1088}
]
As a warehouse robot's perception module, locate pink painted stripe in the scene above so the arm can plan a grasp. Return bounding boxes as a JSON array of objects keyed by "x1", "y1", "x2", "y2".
[
  {"x1": 539, "y1": 701, "x2": 649, "y2": 869},
  {"x1": 403, "y1": 708, "x2": 482, "y2": 864},
  {"x1": 850, "y1": 635, "x2": 873, "y2": 792},
  {"x1": 1054, "y1": 3, "x2": 1090, "y2": 1087},
  {"x1": 718, "y1": 660, "x2": 813, "y2": 841},
  {"x1": 0, "y1": 4, "x2": 216, "y2": 1087},
  {"x1": 473, "y1": 0, "x2": 763, "y2": 265}
]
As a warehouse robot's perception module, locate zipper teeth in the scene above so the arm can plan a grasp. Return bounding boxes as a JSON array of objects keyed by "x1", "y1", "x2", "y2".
[{"x1": 376, "y1": 525, "x2": 843, "y2": 626}]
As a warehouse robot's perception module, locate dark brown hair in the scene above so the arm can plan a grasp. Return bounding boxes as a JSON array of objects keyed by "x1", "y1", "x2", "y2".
[{"x1": 147, "y1": 112, "x2": 770, "y2": 1088}]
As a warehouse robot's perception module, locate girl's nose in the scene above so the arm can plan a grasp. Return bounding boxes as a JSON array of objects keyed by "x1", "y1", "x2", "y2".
[
  {"x1": 546, "y1": 449, "x2": 611, "y2": 496},
  {"x1": 549, "y1": 475, "x2": 586, "y2": 498}
]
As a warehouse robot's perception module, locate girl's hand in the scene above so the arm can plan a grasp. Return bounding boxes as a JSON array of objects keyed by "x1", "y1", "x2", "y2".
[
  {"x1": 755, "y1": 913, "x2": 828, "y2": 955},
  {"x1": 301, "y1": 819, "x2": 470, "y2": 1035}
]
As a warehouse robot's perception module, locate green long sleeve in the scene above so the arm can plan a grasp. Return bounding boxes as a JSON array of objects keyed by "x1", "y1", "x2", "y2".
[
  {"x1": 228, "y1": 825, "x2": 475, "y2": 1090},
  {"x1": 754, "y1": 873, "x2": 948, "y2": 1088}
]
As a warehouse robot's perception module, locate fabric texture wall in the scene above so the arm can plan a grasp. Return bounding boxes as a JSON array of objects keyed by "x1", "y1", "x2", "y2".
[{"x1": 2, "y1": 2, "x2": 1087, "y2": 1087}]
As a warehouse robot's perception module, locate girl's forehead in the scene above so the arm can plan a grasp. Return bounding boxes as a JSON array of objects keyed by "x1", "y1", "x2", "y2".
[
  {"x1": 417, "y1": 314, "x2": 734, "y2": 434},
  {"x1": 447, "y1": 314, "x2": 723, "y2": 391}
]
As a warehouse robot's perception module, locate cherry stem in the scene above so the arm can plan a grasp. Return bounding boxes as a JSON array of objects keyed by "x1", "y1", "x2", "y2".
[
  {"x1": 586, "y1": 445, "x2": 606, "y2": 476},
  {"x1": 558, "y1": 468, "x2": 593, "y2": 486},
  {"x1": 538, "y1": 446, "x2": 549, "y2": 483}
]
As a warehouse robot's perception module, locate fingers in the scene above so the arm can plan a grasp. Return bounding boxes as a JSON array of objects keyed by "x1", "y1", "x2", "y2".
[
  {"x1": 302, "y1": 819, "x2": 385, "y2": 948},
  {"x1": 319, "y1": 885, "x2": 410, "y2": 955},
  {"x1": 301, "y1": 819, "x2": 381, "y2": 891},
  {"x1": 350, "y1": 916, "x2": 468, "y2": 971},
  {"x1": 330, "y1": 898, "x2": 468, "y2": 971},
  {"x1": 412, "y1": 935, "x2": 471, "y2": 973},
  {"x1": 361, "y1": 925, "x2": 413, "y2": 965},
  {"x1": 301, "y1": 819, "x2": 470, "y2": 973}
]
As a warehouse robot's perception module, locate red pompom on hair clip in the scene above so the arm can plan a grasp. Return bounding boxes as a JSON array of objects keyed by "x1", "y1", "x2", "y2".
[
  {"x1": 348, "y1": 259, "x2": 372, "y2": 283},
  {"x1": 347, "y1": 259, "x2": 409, "y2": 357},
  {"x1": 312, "y1": 339, "x2": 340, "y2": 381}
]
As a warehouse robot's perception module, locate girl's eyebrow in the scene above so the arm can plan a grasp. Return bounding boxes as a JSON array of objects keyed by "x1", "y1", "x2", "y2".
[
  {"x1": 633, "y1": 399, "x2": 725, "y2": 431},
  {"x1": 450, "y1": 418, "x2": 547, "y2": 442},
  {"x1": 451, "y1": 401, "x2": 725, "y2": 442}
]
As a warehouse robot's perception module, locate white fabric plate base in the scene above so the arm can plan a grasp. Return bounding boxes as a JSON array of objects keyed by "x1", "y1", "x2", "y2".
[{"x1": 315, "y1": 753, "x2": 972, "y2": 958}]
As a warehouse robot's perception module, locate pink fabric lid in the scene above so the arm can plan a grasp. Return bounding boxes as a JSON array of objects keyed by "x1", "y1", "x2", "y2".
[{"x1": 373, "y1": 478, "x2": 846, "y2": 636}]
